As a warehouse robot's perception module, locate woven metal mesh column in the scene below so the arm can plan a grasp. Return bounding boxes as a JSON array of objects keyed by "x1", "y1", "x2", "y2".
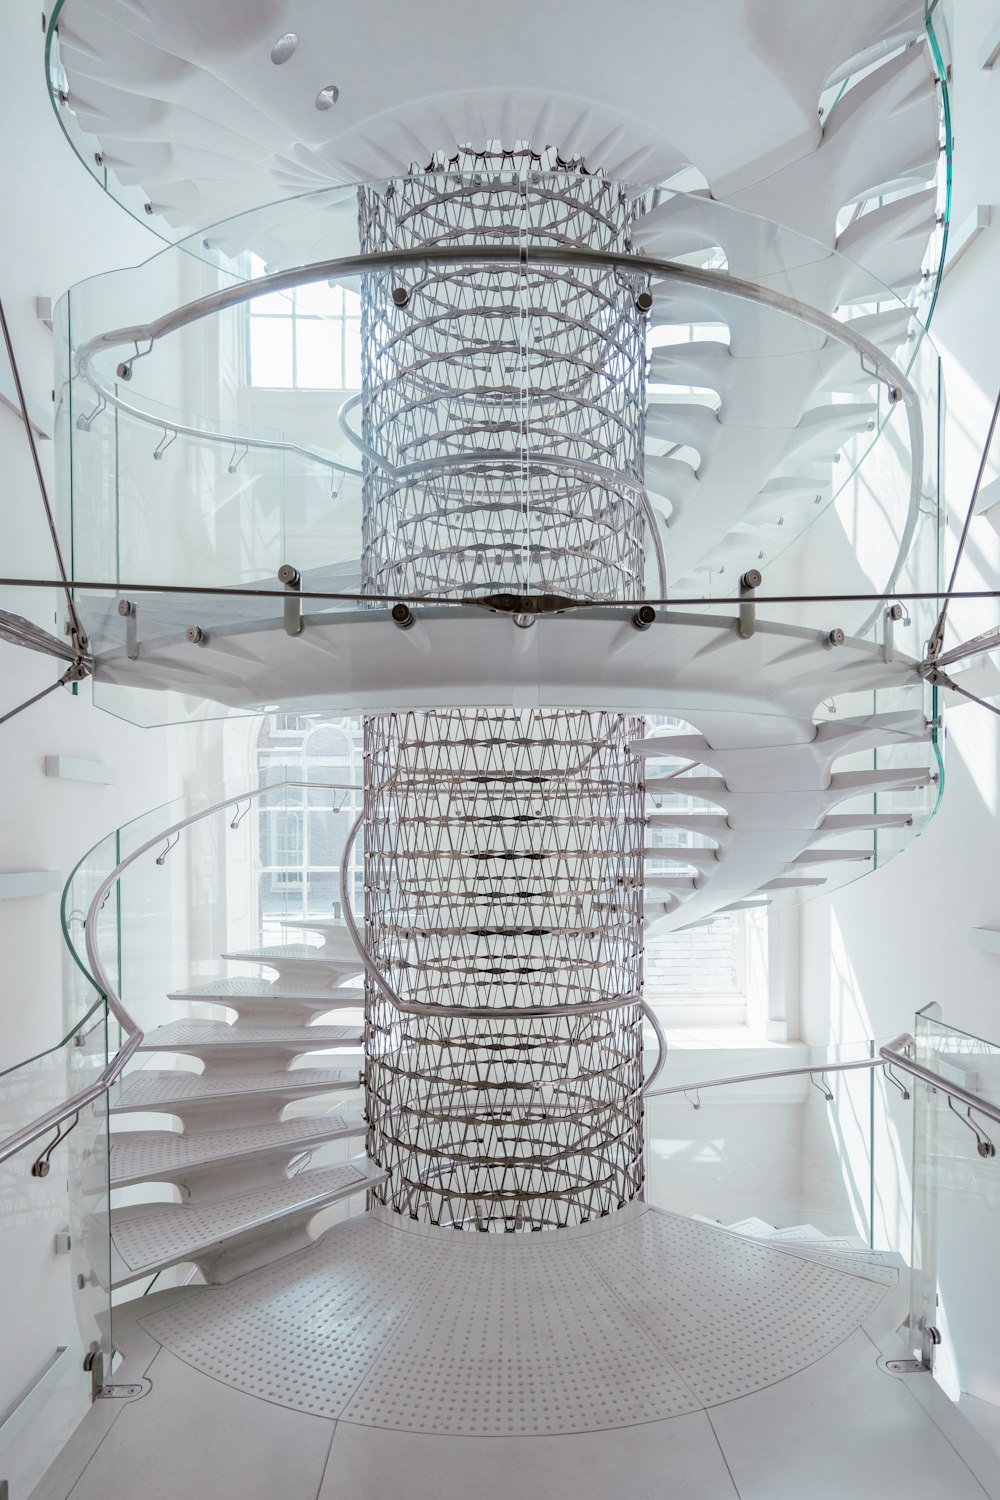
[
  {"x1": 363, "y1": 709, "x2": 646, "y2": 1229},
  {"x1": 358, "y1": 152, "x2": 647, "y2": 600},
  {"x1": 359, "y1": 153, "x2": 648, "y2": 1228}
]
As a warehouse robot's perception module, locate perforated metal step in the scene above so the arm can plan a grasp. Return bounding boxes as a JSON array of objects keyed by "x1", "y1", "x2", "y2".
[
  {"x1": 139, "y1": 1020, "x2": 363, "y2": 1058},
  {"x1": 169, "y1": 977, "x2": 363, "y2": 1015},
  {"x1": 112, "y1": 1066, "x2": 362, "y2": 1116},
  {"x1": 108, "y1": 1113, "x2": 366, "y2": 1188},
  {"x1": 222, "y1": 943, "x2": 360, "y2": 971},
  {"x1": 109, "y1": 1158, "x2": 386, "y2": 1284}
]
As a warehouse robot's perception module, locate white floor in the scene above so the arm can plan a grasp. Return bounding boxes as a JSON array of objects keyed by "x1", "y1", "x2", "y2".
[{"x1": 32, "y1": 1205, "x2": 1000, "y2": 1500}]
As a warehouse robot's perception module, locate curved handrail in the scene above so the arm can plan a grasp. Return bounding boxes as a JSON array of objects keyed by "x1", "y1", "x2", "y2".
[
  {"x1": 0, "y1": 777, "x2": 361, "y2": 1170},
  {"x1": 72, "y1": 244, "x2": 922, "y2": 626},
  {"x1": 336, "y1": 393, "x2": 670, "y2": 599},
  {"x1": 338, "y1": 804, "x2": 667, "y2": 1090},
  {"x1": 879, "y1": 1034, "x2": 1000, "y2": 1126},
  {"x1": 91, "y1": 385, "x2": 362, "y2": 480}
]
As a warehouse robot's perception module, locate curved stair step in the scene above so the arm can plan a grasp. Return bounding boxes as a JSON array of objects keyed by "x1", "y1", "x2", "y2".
[
  {"x1": 108, "y1": 1158, "x2": 386, "y2": 1285},
  {"x1": 113, "y1": 1066, "x2": 362, "y2": 1120},
  {"x1": 169, "y1": 978, "x2": 363, "y2": 1018},
  {"x1": 108, "y1": 1113, "x2": 367, "y2": 1188},
  {"x1": 138, "y1": 1020, "x2": 363, "y2": 1060},
  {"x1": 222, "y1": 943, "x2": 360, "y2": 971}
]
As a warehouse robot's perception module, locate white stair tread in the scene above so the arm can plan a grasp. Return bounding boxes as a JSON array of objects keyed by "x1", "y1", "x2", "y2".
[
  {"x1": 222, "y1": 944, "x2": 361, "y2": 968},
  {"x1": 170, "y1": 978, "x2": 362, "y2": 1006},
  {"x1": 110, "y1": 1159, "x2": 386, "y2": 1282},
  {"x1": 170, "y1": 977, "x2": 301, "y2": 999},
  {"x1": 279, "y1": 918, "x2": 349, "y2": 930},
  {"x1": 139, "y1": 1021, "x2": 362, "y2": 1053},
  {"x1": 762, "y1": 1242, "x2": 902, "y2": 1284},
  {"x1": 113, "y1": 1067, "x2": 361, "y2": 1112},
  {"x1": 109, "y1": 1114, "x2": 366, "y2": 1186},
  {"x1": 764, "y1": 1223, "x2": 828, "y2": 1242},
  {"x1": 722, "y1": 1215, "x2": 777, "y2": 1236}
]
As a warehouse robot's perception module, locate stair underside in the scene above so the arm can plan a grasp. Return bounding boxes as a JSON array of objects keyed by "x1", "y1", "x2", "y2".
[
  {"x1": 113, "y1": 1067, "x2": 361, "y2": 1114},
  {"x1": 109, "y1": 1158, "x2": 386, "y2": 1284},
  {"x1": 108, "y1": 1113, "x2": 367, "y2": 1187}
]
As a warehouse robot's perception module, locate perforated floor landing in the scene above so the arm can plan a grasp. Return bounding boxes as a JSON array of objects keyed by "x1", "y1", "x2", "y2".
[{"x1": 138, "y1": 1203, "x2": 891, "y2": 1435}]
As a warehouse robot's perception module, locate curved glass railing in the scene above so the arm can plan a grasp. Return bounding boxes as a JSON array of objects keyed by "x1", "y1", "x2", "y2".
[
  {"x1": 0, "y1": 1012, "x2": 112, "y2": 1500},
  {"x1": 53, "y1": 182, "x2": 941, "y2": 637},
  {"x1": 909, "y1": 1005, "x2": 1000, "y2": 1386}
]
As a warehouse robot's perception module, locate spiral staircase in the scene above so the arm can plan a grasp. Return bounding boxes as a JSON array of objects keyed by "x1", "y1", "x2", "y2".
[{"x1": 8, "y1": 1, "x2": 1000, "y2": 1497}]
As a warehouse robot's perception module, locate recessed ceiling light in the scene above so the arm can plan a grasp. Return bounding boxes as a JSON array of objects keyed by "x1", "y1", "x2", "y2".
[
  {"x1": 315, "y1": 85, "x2": 340, "y2": 110},
  {"x1": 270, "y1": 33, "x2": 298, "y2": 64}
]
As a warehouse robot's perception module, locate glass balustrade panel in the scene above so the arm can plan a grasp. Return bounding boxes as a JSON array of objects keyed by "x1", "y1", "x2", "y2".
[{"x1": 0, "y1": 1021, "x2": 112, "y2": 1500}]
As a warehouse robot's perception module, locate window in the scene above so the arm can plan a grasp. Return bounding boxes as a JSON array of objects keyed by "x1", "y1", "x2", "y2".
[
  {"x1": 255, "y1": 716, "x2": 363, "y2": 940},
  {"x1": 246, "y1": 254, "x2": 361, "y2": 389},
  {"x1": 642, "y1": 716, "x2": 757, "y2": 1024}
]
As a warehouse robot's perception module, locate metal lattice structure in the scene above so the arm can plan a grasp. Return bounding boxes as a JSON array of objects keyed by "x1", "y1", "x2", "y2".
[
  {"x1": 358, "y1": 149, "x2": 648, "y2": 601},
  {"x1": 363, "y1": 708, "x2": 646, "y2": 1228},
  {"x1": 357, "y1": 152, "x2": 650, "y2": 1229}
]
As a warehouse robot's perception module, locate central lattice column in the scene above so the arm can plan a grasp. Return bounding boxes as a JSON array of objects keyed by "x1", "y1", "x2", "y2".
[
  {"x1": 363, "y1": 709, "x2": 645, "y2": 1228},
  {"x1": 360, "y1": 154, "x2": 648, "y2": 1228}
]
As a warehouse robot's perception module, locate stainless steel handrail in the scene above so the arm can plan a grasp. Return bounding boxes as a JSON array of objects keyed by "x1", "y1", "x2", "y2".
[
  {"x1": 338, "y1": 805, "x2": 667, "y2": 1091},
  {"x1": 73, "y1": 244, "x2": 921, "y2": 635},
  {"x1": 644, "y1": 1032, "x2": 1000, "y2": 1131},
  {"x1": 879, "y1": 1034, "x2": 1000, "y2": 1125},
  {"x1": 0, "y1": 777, "x2": 362, "y2": 1169},
  {"x1": 335, "y1": 393, "x2": 670, "y2": 598},
  {"x1": 644, "y1": 1034, "x2": 913, "y2": 1099}
]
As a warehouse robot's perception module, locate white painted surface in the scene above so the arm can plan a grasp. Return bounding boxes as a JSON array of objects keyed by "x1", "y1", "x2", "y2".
[
  {"x1": 0, "y1": 871, "x2": 62, "y2": 900},
  {"x1": 944, "y1": 204, "x2": 994, "y2": 276},
  {"x1": 42, "y1": 756, "x2": 116, "y2": 785}
]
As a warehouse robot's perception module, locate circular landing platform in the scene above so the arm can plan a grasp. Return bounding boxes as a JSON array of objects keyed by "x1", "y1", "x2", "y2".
[
  {"x1": 37, "y1": 1204, "x2": 998, "y2": 1500},
  {"x1": 138, "y1": 1202, "x2": 892, "y2": 1431}
]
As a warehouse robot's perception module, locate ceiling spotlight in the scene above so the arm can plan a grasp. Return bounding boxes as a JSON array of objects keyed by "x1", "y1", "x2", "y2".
[
  {"x1": 315, "y1": 85, "x2": 340, "y2": 110},
  {"x1": 270, "y1": 33, "x2": 298, "y2": 64}
]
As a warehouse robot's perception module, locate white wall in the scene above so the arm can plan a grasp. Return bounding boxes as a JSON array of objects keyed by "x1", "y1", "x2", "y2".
[{"x1": 798, "y1": 0, "x2": 1000, "y2": 1409}]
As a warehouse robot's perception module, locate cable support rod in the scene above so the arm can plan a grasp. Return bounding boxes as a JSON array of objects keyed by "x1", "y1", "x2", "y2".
[
  {"x1": 923, "y1": 667, "x2": 1000, "y2": 718},
  {"x1": 0, "y1": 667, "x2": 78, "y2": 727},
  {"x1": 0, "y1": 295, "x2": 86, "y2": 654},
  {"x1": 927, "y1": 383, "x2": 1000, "y2": 662},
  {"x1": 5, "y1": 576, "x2": 997, "y2": 607}
]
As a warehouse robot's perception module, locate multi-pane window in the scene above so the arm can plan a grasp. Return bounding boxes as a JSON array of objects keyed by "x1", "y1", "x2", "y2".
[
  {"x1": 642, "y1": 715, "x2": 750, "y2": 1017},
  {"x1": 255, "y1": 716, "x2": 362, "y2": 938},
  {"x1": 246, "y1": 255, "x2": 362, "y2": 389}
]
